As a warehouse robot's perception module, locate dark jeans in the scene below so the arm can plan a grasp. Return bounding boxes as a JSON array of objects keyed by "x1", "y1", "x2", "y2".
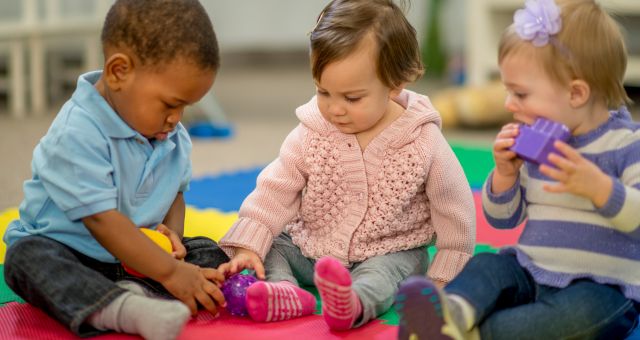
[
  {"x1": 4, "y1": 235, "x2": 229, "y2": 337},
  {"x1": 445, "y1": 252, "x2": 639, "y2": 340}
]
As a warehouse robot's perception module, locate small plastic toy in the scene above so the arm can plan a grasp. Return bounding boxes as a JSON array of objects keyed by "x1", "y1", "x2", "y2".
[
  {"x1": 510, "y1": 118, "x2": 570, "y2": 165},
  {"x1": 123, "y1": 228, "x2": 173, "y2": 278},
  {"x1": 221, "y1": 273, "x2": 258, "y2": 316}
]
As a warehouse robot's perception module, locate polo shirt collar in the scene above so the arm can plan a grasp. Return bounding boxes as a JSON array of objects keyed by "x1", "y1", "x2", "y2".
[{"x1": 72, "y1": 71, "x2": 138, "y2": 139}]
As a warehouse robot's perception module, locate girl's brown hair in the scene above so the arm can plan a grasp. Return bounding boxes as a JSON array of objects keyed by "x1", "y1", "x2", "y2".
[{"x1": 309, "y1": 0, "x2": 424, "y2": 89}]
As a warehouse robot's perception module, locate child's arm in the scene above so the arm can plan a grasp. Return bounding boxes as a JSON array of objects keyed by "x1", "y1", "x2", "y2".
[
  {"x1": 491, "y1": 123, "x2": 525, "y2": 194},
  {"x1": 159, "y1": 192, "x2": 187, "y2": 260},
  {"x1": 163, "y1": 192, "x2": 186, "y2": 238},
  {"x1": 482, "y1": 123, "x2": 528, "y2": 229},
  {"x1": 219, "y1": 125, "x2": 308, "y2": 266},
  {"x1": 83, "y1": 209, "x2": 225, "y2": 315},
  {"x1": 423, "y1": 126, "x2": 476, "y2": 283}
]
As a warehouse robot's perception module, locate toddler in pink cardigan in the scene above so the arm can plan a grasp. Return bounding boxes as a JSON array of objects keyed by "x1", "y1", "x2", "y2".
[{"x1": 218, "y1": 0, "x2": 475, "y2": 331}]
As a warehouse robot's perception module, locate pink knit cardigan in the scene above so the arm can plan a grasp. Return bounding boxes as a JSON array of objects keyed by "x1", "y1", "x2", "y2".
[{"x1": 220, "y1": 90, "x2": 475, "y2": 281}]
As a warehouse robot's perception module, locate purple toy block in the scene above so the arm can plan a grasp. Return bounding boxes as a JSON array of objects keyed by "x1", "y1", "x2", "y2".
[{"x1": 510, "y1": 118, "x2": 570, "y2": 165}]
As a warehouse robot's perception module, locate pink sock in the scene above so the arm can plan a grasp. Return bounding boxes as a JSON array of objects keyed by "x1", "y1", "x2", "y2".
[
  {"x1": 314, "y1": 256, "x2": 363, "y2": 331},
  {"x1": 245, "y1": 281, "x2": 316, "y2": 322}
]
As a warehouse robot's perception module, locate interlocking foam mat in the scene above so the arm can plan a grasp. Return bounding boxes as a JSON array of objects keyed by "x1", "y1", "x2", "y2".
[{"x1": 2, "y1": 142, "x2": 634, "y2": 339}]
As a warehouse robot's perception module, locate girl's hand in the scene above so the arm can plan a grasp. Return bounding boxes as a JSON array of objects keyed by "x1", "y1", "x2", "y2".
[
  {"x1": 491, "y1": 123, "x2": 524, "y2": 193},
  {"x1": 539, "y1": 140, "x2": 613, "y2": 208},
  {"x1": 156, "y1": 224, "x2": 187, "y2": 260},
  {"x1": 217, "y1": 248, "x2": 265, "y2": 280}
]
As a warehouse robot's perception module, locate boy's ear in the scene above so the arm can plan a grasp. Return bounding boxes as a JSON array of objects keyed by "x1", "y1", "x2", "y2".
[
  {"x1": 103, "y1": 53, "x2": 134, "y2": 91},
  {"x1": 569, "y1": 79, "x2": 590, "y2": 108}
]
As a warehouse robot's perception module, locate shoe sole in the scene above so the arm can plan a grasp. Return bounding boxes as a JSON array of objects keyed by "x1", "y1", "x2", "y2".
[{"x1": 395, "y1": 276, "x2": 457, "y2": 340}]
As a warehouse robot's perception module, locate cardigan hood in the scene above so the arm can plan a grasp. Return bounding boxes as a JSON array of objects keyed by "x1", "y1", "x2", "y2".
[{"x1": 295, "y1": 89, "x2": 442, "y2": 148}]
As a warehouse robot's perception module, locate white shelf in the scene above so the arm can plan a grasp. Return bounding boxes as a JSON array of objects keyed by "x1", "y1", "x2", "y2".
[{"x1": 466, "y1": 0, "x2": 640, "y2": 86}]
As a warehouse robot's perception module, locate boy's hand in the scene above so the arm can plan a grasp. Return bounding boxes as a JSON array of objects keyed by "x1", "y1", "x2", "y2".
[
  {"x1": 217, "y1": 248, "x2": 265, "y2": 280},
  {"x1": 156, "y1": 224, "x2": 187, "y2": 260},
  {"x1": 492, "y1": 123, "x2": 524, "y2": 193},
  {"x1": 539, "y1": 140, "x2": 613, "y2": 208},
  {"x1": 160, "y1": 261, "x2": 226, "y2": 316}
]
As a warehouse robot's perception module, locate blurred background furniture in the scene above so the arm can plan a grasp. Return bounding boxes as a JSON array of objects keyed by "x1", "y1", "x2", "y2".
[
  {"x1": 466, "y1": 0, "x2": 640, "y2": 86},
  {"x1": 0, "y1": 0, "x2": 110, "y2": 118}
]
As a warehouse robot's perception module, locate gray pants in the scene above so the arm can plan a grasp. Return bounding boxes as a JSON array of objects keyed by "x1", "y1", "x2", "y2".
[{"x1": 264, "y1": 233, "x2": 429, "y2": 327}]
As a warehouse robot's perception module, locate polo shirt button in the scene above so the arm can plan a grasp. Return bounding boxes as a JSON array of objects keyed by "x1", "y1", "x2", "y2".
[{"x1": 136, "y1": 138, "x2": 144, "y2": 145}]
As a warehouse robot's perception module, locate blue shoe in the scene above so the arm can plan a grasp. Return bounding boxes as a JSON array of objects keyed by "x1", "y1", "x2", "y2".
[{"x1": 395, "y1": 276, "x2": 464, "y2": 340}]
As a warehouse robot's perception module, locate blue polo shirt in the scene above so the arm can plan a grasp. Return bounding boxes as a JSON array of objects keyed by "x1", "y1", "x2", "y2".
[{"x1": 4, "y1": 71, "x2": 192, "y2": 263}]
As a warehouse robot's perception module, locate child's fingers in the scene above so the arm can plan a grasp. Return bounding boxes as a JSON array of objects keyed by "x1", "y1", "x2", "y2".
[
  {"x1": 172, "y1": 243, "x2": 187, "y2": 260},
  {"x1": 195, "y1": 290, "x2": 218, "y2": 316},
  {"x1": 252, "y1": 260, "x2": 266, "y2": 280},
  {"x1": 546, "y1": 153, "x2": 576, "y2": 176},
  {"x1": 219, "y1": 260, "x2": 243, "y2": 277},
  {"x1": 553, "y1": 140, "x2": 581, "y2": 161},
  {"x1": 180, "y1": 296, "x2": 198, "y2": 316},
  {"x1": 201, "y1": 267, "x2": 225, "y2": 284},
  {"x1": 203, "y1": 281, "x2": 226, "y2": 307},
  {"x1": 494, "y1": 137, "x2": 515, "y2": 151},
  {"x1": 539, "y1": 162, "x2": 573, "y2": 186},
  {"x1": 155, "y1": 224, "x2": 172, "y2": 237},
  {"x1": 216, "y1": 262, "x2": 231, "y2": 274}
]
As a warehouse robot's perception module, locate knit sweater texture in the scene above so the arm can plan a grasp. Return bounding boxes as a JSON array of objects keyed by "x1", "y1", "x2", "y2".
[
  {"x1": 482, "y1": 107, "x2": 640, "y2": 302},
  {"x1": 220, "y1": 90, "x2": 475, "y2": 281}
]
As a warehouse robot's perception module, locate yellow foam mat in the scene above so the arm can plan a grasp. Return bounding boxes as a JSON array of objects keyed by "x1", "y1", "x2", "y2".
[{"x1": 0, "y1": 207, "x2": 235, "y2": 264}]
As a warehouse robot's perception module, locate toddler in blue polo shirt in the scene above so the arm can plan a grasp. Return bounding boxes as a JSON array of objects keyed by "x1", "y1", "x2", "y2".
[{"x1": 3, "y1": 1, "x2": 229, "y2": 339}]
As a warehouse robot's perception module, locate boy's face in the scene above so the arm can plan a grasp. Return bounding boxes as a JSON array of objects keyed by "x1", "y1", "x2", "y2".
[
  {"x1": 107, "y1": 58, "x2": 215, "y2": 141},
  {"x1": 499, "y1": 50, "x2": 578, "y2": 131},
  {"x1": 314, "y1": 35, "x2": 401, "y2": 135}
]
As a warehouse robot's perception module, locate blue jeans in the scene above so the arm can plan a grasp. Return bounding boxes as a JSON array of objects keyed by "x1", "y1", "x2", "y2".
[
  {"x1": 445, "y1": 252, "x2": 639, "y2": 339},
  {"x1": 264, "y1": 233, "x2": 429, "y2": 327},
  {"x1": 4, "y1": 235, "x2": 229, "y2": 337}
]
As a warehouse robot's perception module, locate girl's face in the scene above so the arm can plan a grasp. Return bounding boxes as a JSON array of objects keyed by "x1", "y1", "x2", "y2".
[
  {"x1": 500, "y1": 50, "x2": 578, "y2": 130},
  {"x1": 105, "y1": 58, "x2": 215, "y2": 141},
  {"x1": 315, "y1": 35, "x2": 402, "y2": 135}
]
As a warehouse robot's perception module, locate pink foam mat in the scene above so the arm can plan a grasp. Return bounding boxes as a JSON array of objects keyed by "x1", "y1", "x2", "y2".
[
  {"x1": 473, "y1": 192, "x2": 524, "y2": 247},
  {"x1": 0, "y1": 302, "x2": 396, "y2": 340}
]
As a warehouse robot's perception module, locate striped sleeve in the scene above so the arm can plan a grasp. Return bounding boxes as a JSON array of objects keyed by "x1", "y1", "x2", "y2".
[{"x1": 482, "y1": 170, "x2": 527, "y2": 229}]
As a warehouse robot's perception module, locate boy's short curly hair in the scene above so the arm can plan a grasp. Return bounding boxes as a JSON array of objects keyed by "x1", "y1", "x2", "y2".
[{"x1": 101, "y1": 0, "x2": 219, "y2": 70}]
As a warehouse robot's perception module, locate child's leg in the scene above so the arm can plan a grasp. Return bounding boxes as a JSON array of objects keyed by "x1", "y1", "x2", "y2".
[
  {"x1": 87, "y1": 291, "x2": 190, "y2": 340},
  {"x1": 5, "y1": 236, "x2": 193, "y2": 339},
  {"x1": 395, "y1": 252, "x2": 536, "y2": 340},
  {"x1": 315, "y1": 247, "x2": 428, "y2": 330},
  {"x1": 183, "y1": 236, "x2": 230, "y2": 269},
  {"x1": 396, "y1": 276, "x2": 476, "y2": 340},
  {"x1": 478, "y1": 280, "x2": 639, "y2": 340},
  {"x1": 4, "y1": 236, "x2": 125, "y2": 337},
  {"x1": 245, "y1": 233, "x2": 317, "y2": 322}
]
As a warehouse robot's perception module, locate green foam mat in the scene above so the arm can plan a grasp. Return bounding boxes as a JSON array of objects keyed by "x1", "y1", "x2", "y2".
[
  {"x1": 0, "y1": 266, "x2": 23, "y2": 304},
  {"x1": 450, "y1": 143, "x2": 495, "y2": 188}
]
